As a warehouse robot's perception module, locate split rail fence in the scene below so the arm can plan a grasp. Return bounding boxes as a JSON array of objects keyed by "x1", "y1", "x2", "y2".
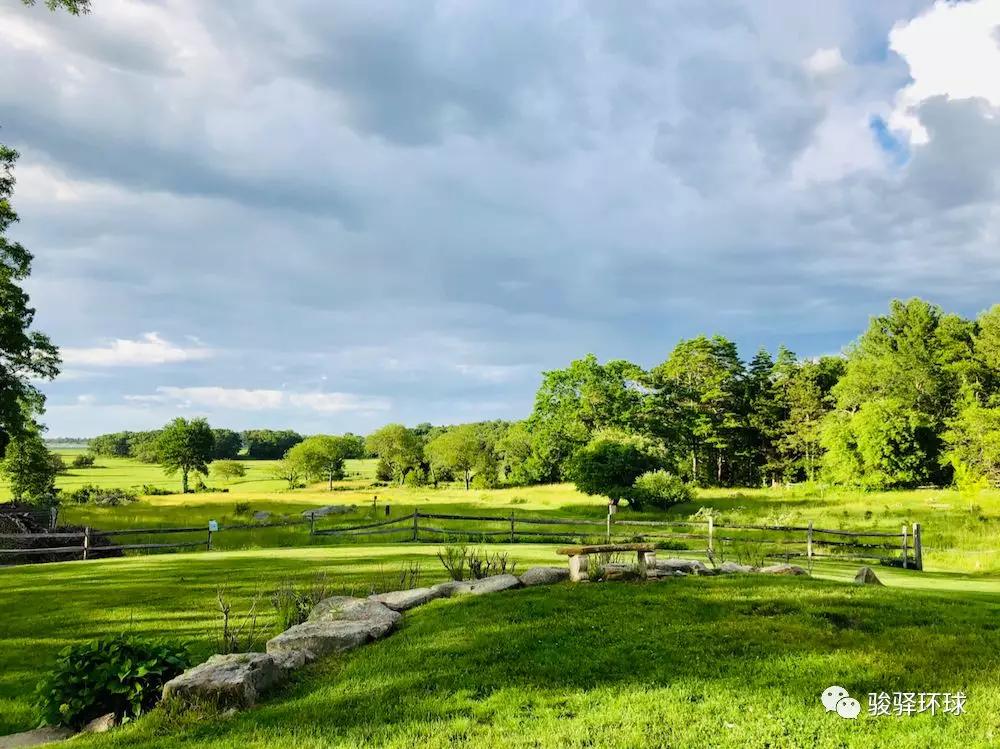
[{"x1": 1, "y1": 509, "x2": 924, "y2": 570}]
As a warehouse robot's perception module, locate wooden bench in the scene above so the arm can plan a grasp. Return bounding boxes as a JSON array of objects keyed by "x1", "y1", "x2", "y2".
[{"x1": 556, "y1": 543, "x2": 656, "y2": 582}]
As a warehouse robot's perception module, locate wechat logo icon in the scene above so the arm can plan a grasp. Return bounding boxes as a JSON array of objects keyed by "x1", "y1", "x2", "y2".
[{"x1": 822, "y1": 686, "x2": 861, "y2": 720}]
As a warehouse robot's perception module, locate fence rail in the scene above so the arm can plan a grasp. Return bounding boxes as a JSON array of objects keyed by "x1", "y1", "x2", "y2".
[{"x1": 1, "y1": 508, "x2": 925, "y2": 570}]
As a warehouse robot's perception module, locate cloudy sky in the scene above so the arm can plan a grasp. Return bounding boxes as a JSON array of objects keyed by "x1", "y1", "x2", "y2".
[{"x1": 2, "y1": 0, "x2": 1000, "y2": 436}]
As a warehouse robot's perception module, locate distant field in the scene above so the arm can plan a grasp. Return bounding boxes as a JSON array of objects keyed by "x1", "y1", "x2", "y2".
[{"x1": 2, "y1": 454, "x2": 998, "y2": 574}]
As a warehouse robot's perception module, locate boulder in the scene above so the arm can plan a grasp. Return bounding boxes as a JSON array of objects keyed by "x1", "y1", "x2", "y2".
[
  {"x1": 468, "y1": 574, "x2": 521, "y2": 594},
  {"x1": 308, "y1": 596, "x2": 401, "y2": 637},
  {"x1": 268, "y1": 648, "x2": 307, "y2": 673},
  {"x1": 266, "y1": 620, "x2": 372, "y2": 663},
  {"x1": 758, "y1": 563, "x2": 808, "y2": 576},
  {"x1": 0, "y1": 726, "x2": 74, "y2": 748},
  {"x1": 719, "y1": 561, "x2": 756, "y2": 574},
  {"x1": 519, "y1": 566, "x2": 570, "y2": 587},
  {"x1": 657, "y1": 558, "x2": 710, "y2": 575},
  {"x1": 81, "y1": 713, "x2": 117, "y2": 734},
  {"x1": 162, "y1": 653, "x2": 281, "y2": 708},
  {"x1": 369, "y1": 587, "x2": 440, "y2": 612},
  {"x1": 430, "y1": 580, "x2": 475, "y2": 597},
  {"x1": 252, "y1": 511, "x2": 271, "y2": 521},
  {"x1": 854, "y1": 566, "x2": 884, "y2": 586},
  {"x1": 301, "y1": 505, "x2": 354, "y2": 518}
]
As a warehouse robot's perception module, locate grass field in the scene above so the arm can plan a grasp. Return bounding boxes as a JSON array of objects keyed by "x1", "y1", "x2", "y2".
[{"x1": 3, "y1": 454, "x2": 1000, "y2": 745}]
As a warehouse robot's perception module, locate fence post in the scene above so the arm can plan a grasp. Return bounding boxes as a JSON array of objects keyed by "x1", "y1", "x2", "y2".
[
  {"x1": 509, "y1": 512, "x2": 515, "y2": 543},
  {"x1": 807, "y1": 520, "x2": 813, "y2": 563},
  {"x1": 207, "y1": 526, "x2": 213, "y2": 551},
  {"x1": 707, "y1": 516, "x2": 714, "y2": 555},
  {"x1": 901, "y1": 524, "x2": 908, "y2": 569},
  {"x1": 83, "y1": 526, "x2": 90, "y2": 561},
  {"x1": 913, "y1": 522, "x2": 923, "y2": 571},
  {"x1": 412, "y1": 511, "x2": 419, "y2": 542},
  {"x1": 309, "y1": 511, "x2": 316, "y2": 536},
  {"x1": 49, "y1": 506, "x2": 57, "y2": 530}
]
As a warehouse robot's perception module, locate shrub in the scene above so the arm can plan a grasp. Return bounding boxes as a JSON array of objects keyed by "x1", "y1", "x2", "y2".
[
  {"x1": 233, "y1": 501, "x2": 253, "y2": 516},
  {"x1": 467, "y1": 548, "x2": 517, "y2": 579},
  {"x1": 269, "y1": 574, "x2": 331, "y2": 630},
  {"x1": 141, "y1": 484, "x2": 173, "y2": 496},
  {"x1": 216, "y1": 587, "x2": 263, "y2": 655},
  {"x1": 67, "y1": 485, "x2": 138, "y2": 506},
  {"x1": 366, "y1": 562, "x2": 422, "y2": 595},
  {"x1": 628, "y1": 470, "x2": 693, "y2": 510},
  {"x1": 437, "y1": 544, "x2": 469, "y2": 581},
  {"x1": 35, "y1": 634, "x2": 188, "y2": 729},
  {"x1": 71, "y1": 454, "x2": 96, "y2": 468},
  {"x1": 212, "y1": 460, "x2": 246, "y2": 481}
]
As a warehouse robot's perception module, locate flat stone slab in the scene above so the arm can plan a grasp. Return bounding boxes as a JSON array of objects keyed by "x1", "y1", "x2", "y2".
[
  {"x1": 854, "y1": 566, "x2": 884, "y2": 585},
  {"x1": 719, "y1": 561, "x2": 757, "y2": 574},
  {"x1": 0, "y1": 727, "x2": 74, "y2": 749},
  {"x1": 252, "y1": 511, "x2": 271, "y2": 521},
  {"x1": 468, "y1": 574, "x2": 521, "y2": 594},
  {"x1": 369, "y1": 587, "x2": 440, "y2": 612},
  {"x1": 657, "y1": 558, "x2": 711, "y2": 575},
  {"x1": 266, "y1": 620, "x2": 372, "y2": 662},
  {"x1": 759, "y1": 563, "x2": 808, "y2": 576},
  {"x1": 308, "y1": 596, "x2": 401, "y2": 637},
  {"x1": 162, "y1": 652, "x2": 281, "y2": 708},
  {"x1": 430, "y1": 580, "x2": 475, "y2": 597},
  {"x1": 519, "y1": 566, "x2": 570, "y2": 586}
]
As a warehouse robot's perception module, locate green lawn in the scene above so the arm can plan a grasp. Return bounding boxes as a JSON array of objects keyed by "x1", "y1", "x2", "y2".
[{"x1": 9, "y1": 455, "x2": 1000, "y2": 574}]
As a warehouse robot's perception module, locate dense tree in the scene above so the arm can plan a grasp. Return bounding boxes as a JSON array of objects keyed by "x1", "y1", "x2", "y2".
[
  {"x1": 566, "y1": 430, "x2": 666, "y2": 506},
  {"x1": 650, "y1": 336, "x2": 744, "y2": 485},
  {"x1": 211, "y1": 429, "x2": 242, "y2": 460},
  {"x1": 211, "y1": 460, "x2": 246, "y2": 482},
  {"x1": 0, "y1": 147, "x2": 60, "y2": 456},
  {"x1": 0, "y1": 432, "x2": 58, "y2": 503},
  {"x1": 88, "y1": 432, "x2": 132, "y2": 458},
  {"x1": 241, "y1": 429, "x2": 303, "y2": 460},
  {"x1": 365, "y1": 424, "x2": 423, "y2": 485},
  {"x1": 285, "y1": 435, "x2": 357, "y2": 490},
  {"x1": 425, "y1": 424, "x2": 487, "y2": 490},
  {"x1": 156, "y1": 418, "x2": 214, "y2": 492}
]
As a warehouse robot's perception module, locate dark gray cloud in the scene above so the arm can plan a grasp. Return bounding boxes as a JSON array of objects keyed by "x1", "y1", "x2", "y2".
[{"x1": 2, "y1": 0, "x2": 999, "y2": 435}]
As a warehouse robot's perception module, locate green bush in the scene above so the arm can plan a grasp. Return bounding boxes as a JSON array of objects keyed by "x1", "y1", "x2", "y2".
[
  {"x1": 71, "y1": 454, "x2": 96, "y2": 468},
  {"x1": 35, "y1": 634, "x2": 189, "y2": 729},
  {"x1": 628, "y1": 470, "x2": 693, "y2": 510},
  {"x1": 140, "y1": 484, "x2": 173, "y2": 496},
  {"x1": 67, "y1": 485, "x2": 138, "y2": 506}
]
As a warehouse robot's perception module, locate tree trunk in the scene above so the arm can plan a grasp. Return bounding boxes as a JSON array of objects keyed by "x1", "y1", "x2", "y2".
[
  {"x1": 182, "y1": 469, "x2": 189, "y2": 494},
  {"x1": 717, "y1": 453, "x2": 723, "y2": 484},
  {"x1": 464, "y1": 469, "x2": 470, "y2": 490},
  {"x1": 691, "y1": 449, "x2": 698, "y2": 480},
  {"x1": 328, "y1": 472, "x2": 334, "y2": 491}
]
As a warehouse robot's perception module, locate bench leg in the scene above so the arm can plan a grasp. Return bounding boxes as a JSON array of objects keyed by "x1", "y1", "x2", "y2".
[
  {"x1": 568, "y1": 554, "x2": 589, "y2": 582},
  {"x1": 637, "y1": 550, "x2": 655, "y2": 579}
]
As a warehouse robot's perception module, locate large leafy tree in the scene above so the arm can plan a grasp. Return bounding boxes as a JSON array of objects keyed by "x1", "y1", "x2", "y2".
[
  {"x1": 567, "y1": 430, "x2": 666, "y2": 507},
  {"x1": 650, "y1": 335, "x2": 744, "y2": 485},
  {"x1": 365, "y1": 424, "x2": 423, "y2": 485},
  {"x1": 424, "y1": 424, "x2": 493, "y2": 490},
  {"x1": 285, "y1": 435, "x2": 357, "y2": 490},
  {"x1": 822, "y1": 299, "x2": 973, "y2": 487},
  {"x1": 0, "y1": 147, "x2": 61, "y2": 455},
  {"x1": 156, "y1": 418, "x2": 214, "y2": 493},
  {"x1": 0, "y1": 432, "x2": 58, "y2": 503}
]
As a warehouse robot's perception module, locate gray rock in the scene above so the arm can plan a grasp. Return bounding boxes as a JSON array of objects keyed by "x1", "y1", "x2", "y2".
[
  {"x1": 252, "y1": 511, "x2": 271, "y2": 521},
  {"x1": 468, "y1": 574, "x2": 521, "y2": 594},
  {"x1": 308, "y1": 596, "x2": 401, "y2": 637},
  {"x1": 759, "y1": 563, "x2": 808, "y2": 576},
  {"x1": 657, "y1": 558, "x2": 710, "y2": 575},
  {"x1": 369, "y1": 587, "x2": 439, "y2": 612},
  {"x1": 519, "y1": 566, "x2": 570, "y2": 586},
  {"x1": 266, "y1": 621, "x2": 372, "y2": 663},
  {"x1": 719, "y1": 561, "x2": 756, "y2": 574},
  {"x1": 162, "y1": 653, "x2": 281, "y2": 708},
  {"x1": 81, "y1": 713, "x2": 117, "y2": 734},
  {"x1": 301, "y1": 505, "x2": 354, "y2": 518},
  {"x1": 0, "y1": 727, "x2": 74, "y2": 748},
  {"x1": 431, "y1": 580, "x2": 475, "y2": 597},
  {"x1": 268, "y1": 648, "x2": 307, "y2": 673},
  {"x1": 854, "y1": 566, "x2": 884, "y2": 586}
]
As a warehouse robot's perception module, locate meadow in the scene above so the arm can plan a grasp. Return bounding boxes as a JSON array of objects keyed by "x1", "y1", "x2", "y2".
[{"x1": 3, "y1": 454, "x2": 1000, "y2": 745}]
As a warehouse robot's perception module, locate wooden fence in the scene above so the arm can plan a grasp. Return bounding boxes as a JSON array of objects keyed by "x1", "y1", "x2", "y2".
[{"x1": 1, "y1": 510, "x2": 924, "y2": 570}]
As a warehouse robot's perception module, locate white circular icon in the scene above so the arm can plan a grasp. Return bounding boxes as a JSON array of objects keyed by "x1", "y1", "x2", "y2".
[
  {"x1": 836, "y1": 697, "x2": 861, "y2": 720},
  {"x1": 822, "y1": 686, "x2": 849, "y2": 712}
]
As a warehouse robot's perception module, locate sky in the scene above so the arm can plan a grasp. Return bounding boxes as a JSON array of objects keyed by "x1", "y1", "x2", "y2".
[{"x1": 2, "y1": 0, "x2": 1000, "y2": 437}]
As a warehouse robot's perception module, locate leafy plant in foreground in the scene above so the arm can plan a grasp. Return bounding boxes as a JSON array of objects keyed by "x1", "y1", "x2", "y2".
[{"x1": 35, "y1": 634, "x2": 188, "y2": 729}]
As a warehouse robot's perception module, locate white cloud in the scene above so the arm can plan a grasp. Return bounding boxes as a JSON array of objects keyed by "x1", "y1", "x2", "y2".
[
  {"x1": 61, "y1": 333, "x2": 214, "y2": 367},
  {"x1": 889, "y1": 0, "x2": 1000, "y2": 144},
  {"x1": 129, "y1": 386, "x2": 389, "y2": 413},
  {"x1": 804, "y1": 47, "x2": 845, "y2": 76}
]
